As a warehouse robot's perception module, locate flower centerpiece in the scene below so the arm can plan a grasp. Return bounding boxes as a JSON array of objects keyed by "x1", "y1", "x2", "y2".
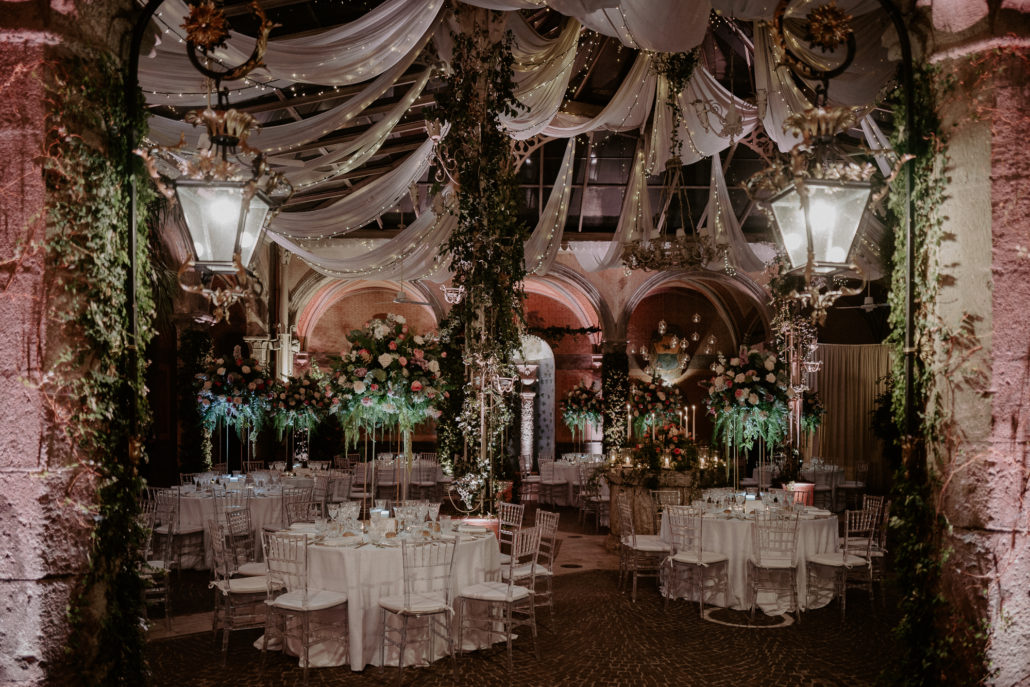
[
  {"x1": 560, "y1": 380, "x2": 603, "y2": 445},
  {"x1": 195, "y1": 345, "x2": 271, "y2": 438},
  {"x1": 328, "y1": 314, "x2": 448, "y2": 449},
  {"x1": 800, "y1": 390, "x2": 825, "y2": 434},
  {"x1": 628, "y1": 376, "x2": 684, "y2": 439},
  {"x1": 703, "y1": 345, "x2": 790, "y2": 450},
  {"x1": 269, "y1": 373, "x2": 331, "y2": 440}
]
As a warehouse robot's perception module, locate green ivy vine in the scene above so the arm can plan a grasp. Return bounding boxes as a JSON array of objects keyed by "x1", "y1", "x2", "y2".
[
  {"x1": 42, "y1": 54, "x2": 158, "y2": 684},
  {"x1": 601, "y1": 349, "x2": 629, "y2": 454},
  {"x1": 883, "y1": 63, "x2": 988, "y2": 685},
  {"x1": 652, "y1": 49, "x2": 701, "y2": 159},
  {"x1": 432, "y1": 6, "x2": 529, "y2": 504}
]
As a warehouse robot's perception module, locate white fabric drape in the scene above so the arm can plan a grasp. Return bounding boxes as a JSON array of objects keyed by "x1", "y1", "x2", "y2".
[
  {"x1": 753, "y1": 22, "x2": 810, "y2": 152},
  {"x1": 647, "y1": 66, "x2": 759, "y2": 173},
  {"x1": 542, "y1": 52, "x2": 656, "y2": 137},
  {"x1": 525, "y1": 137, "x2": 577, "y2": 274},
  {"x1": 271, "y1": 137, "x2": 437, "y2": 238},
  {"x1": 145, "y1": 34, "x2": 433, "y2": 153},
  {"x1": 572, "y1": 137, "x2": 651, "y2": 272},
  {"x1": 809, "y1": 343, "x2": 891, "y2": 485},
  {"x1": 282, "y1": 68, "x2": 435, "y2": 189},
  {"x1": 270, "y1": 191, "x2": 456, "y2": 282},
  {"x1": 701, "y1": 152, "x2": 766, "y2": 272},
  {"x1": 151, "y1": 0, "x2": 443, "y2": 87},
  {"x1": 555, "y1": 0, "x2": 710, "y2": 52},
  {"x1": 502, "y1": 16, "x2": 581, "y2": 140}
]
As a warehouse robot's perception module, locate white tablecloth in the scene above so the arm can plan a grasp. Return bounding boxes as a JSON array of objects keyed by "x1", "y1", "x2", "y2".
[
  {"x1": 270, "y1": 533, "x2": 500, "y2": 670},
  {"x1": 659, "y1": 511, "x2": 838, "y2": 615},
  {"x1": 177, "y1": 489, "x2": 284, "y2": 568}
]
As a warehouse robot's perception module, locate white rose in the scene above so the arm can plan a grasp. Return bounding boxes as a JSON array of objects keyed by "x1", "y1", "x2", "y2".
[
  {"x1": 730, "y1": 358, "x2": 740, "y2": 366},
  {"x1": 748, "y1": 393, "x2": 759, "y2": 405},
  {"x1": 353, "y1": 380, "x2": 366, "y2": 394},
  {"x1": 764, "y1": 359, "x2": 776, "y2": 371},
  {"x1": 378, "y1": 353, "x2": 394, "y2": 368},
  {"x1": 714, "y1": 365, "x2": 724, "y2": 374},
  {"x1": 734, "y1": 373, "x2": 746, "y2": 383},
  {"x1": 766, "y1": 373, "x2": 776, "y2": 383},
  {"x1": 394, "y1": 315, "x2": 406, "y2": 324},
  {"x1": 427, "y1": 360, "x2": 440, "y2": 374},
  {"x1": 414, "y1": 335, "x2": 424, "y2": 345},
  {"x1": 241, "y1": 365, "x2": 251, "y2": 374}
]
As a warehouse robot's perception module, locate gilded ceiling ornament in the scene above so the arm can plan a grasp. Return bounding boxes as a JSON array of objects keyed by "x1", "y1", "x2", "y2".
[
  {"x1": 181, "y1": 0, "x2": 231, "y2": 51},
  {"x1": 804, "y1": 3, "x2": 854, "y2": 53}
]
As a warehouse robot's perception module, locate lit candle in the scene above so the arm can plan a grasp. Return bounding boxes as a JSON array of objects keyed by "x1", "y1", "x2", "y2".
[
  {"x1": 680, "y1": 409, "x2": 685, "y2": 431},
  {"x1": 626, "y1": 403, "x2": 632, "y2": 440},
  {"x1": 651, "y1": 414, "x2": 655, "y2": 441},
  {"x1": 692, "y1": 405, "x2": 697, "y2": 439}
]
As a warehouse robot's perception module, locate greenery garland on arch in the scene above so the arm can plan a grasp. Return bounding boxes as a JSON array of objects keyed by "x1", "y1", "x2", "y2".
[
  {"x1": 41, "y1": 54, "x2": 158, "y2": 684},
  {"x1": 431, "y1": 5, "x2": 529, "y2": 507}
]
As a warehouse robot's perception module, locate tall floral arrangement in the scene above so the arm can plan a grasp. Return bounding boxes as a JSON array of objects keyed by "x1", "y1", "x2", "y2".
[
  {"x1": 195, "y1": 345, "x2": 271, "y2": 438},
  {"x1": 560, "y1": 380, "x2": 603, "y2": 444},
  {"x1": 328, "y1": 314, "x2": 447, "y2": 447},
  {"x1": 704, "y1": 345, "x2": 789, "y2": 450},
  {"x1": 269, "y1": 373, "x2": 331, "y2": 439},
  {"x1": 628, "y1": 376, "x2": 684, "y2": 438},
  {"x1": 801, "y1": 389, "x2": 825, "y2": 434}
]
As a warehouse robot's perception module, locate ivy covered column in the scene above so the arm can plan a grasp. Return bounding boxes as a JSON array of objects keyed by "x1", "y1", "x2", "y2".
[
  {"x1": 0, "y1": 2, "x2": 154, "y2": 684},
  {"x1": 889, "y1": 9, "x2": 1030, "y2": 685},
  {"x1": 601, "y1": 340, "x2": 629, "y2": 455}
]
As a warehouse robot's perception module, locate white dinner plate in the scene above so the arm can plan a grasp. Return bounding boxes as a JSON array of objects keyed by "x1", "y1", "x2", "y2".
[
  {"x1": 457, "y1": 524, "x2": 488, "y2": 534},
  {"x1": 320, "y1": 536, "x2": 362, "y2": 547}
]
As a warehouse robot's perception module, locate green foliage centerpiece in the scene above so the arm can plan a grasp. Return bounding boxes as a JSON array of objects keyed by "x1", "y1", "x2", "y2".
[
  {"x1": 328, "y1": 314, "x2": 447, "y2": 474},
  {"x1": 704, "y1": 345, "x2": 790, "y2": 484},
  {"x1": 269, "y1": 373, "x2": 331, "y2": 440},
  {"x1": 560, "y1": 380, "x2": 603, "y2": 446},
  {"x1": 628, "y1": 376, "x2": 685, "y2": 439},
  {"x1": 194, "y1": 345, "x2": 272, "y2": 441}
]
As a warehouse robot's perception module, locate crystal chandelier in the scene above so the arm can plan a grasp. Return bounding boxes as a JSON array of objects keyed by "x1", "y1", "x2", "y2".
[{"x1": 621, "y1": 162, "x2": 715, "y2": 272}]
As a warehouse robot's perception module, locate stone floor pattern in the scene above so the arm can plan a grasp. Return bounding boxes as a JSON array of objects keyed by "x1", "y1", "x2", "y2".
[{"x1": 146, "y1": 509, "x2": 900, "y2": 686}]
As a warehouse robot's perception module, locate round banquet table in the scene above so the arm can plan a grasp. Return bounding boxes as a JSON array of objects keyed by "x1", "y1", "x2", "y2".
[
  {"x1": 659, "y1": 510, "x2": 838, "y2": 615},
  {"x1": 176, "y1": 487, "x2": 284, "y2": 569},
  {"x1": 263, "y1": 531, "x2": 500, "y2": 670}
]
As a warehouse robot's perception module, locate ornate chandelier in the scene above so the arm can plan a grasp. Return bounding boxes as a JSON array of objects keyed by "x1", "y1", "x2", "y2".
[{"x1": 621, "y1": 162, "x2": 715, "y2": 272}]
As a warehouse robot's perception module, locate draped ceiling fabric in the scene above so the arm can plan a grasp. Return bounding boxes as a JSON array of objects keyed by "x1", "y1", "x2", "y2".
[
  {"x1": 647, "y1": 67, "x2": 759, "y2": 173},
  {"x1": 502, "y1": 16, "x2": 581, "y2": 139},
  {"x1": 701, "y1": 153, "x2": 766, "y2": 273},
  {"x1": 142, "y1": 0, "x2": 899, "y2": 280},
  {"x1": 525, "y1": 137, "x2": 578, "y2": 274},
  {"x1": 270, "y1": 190, "x2": 457, "y2": 283},
  {"x1": 271, "y1": 137, "x2": 438, "y2": 238},
  {"x1": 809, "y1": 343, "x2": 892, "y2": 489}
]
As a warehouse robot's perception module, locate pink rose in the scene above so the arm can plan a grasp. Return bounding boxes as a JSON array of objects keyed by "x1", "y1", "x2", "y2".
[
  {"x1": 413, "y1": 349, "x2": 424, "y2": 360},
  {"x1": 370, "y1": 383, "x2": 379, "y2": 391},
  {"x1": 411, "y1": 381, "x2": 423, "y2": 392},
  {"x1": 355, "y1": 367, "x2": 367, "y2": 378},
  {"x1": 398, "y1": 357, "x2": 408, "y2": 366},
  {"x1": 388, "y1": 341, "x2": 398, "y2": 351}
]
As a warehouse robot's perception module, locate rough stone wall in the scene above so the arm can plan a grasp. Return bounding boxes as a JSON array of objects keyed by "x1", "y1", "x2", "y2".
[
  {"x1": 924, "y1": 17, "x2": 1030, "y2": 687},
  {"x1": 0, "y1": 1, "x2": 129, "y2": 683}
]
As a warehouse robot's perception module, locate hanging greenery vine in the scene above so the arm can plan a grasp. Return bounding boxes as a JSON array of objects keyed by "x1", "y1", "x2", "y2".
[
  {"x1": 601, "y1": 349, "x2": 629, "y2": 454},
  {"x1": 431, "y1": 5, "x2": 529, "y2": 506},
  {"x1": 883, "y1": 63, "x2": 988, "y2": 685},
  {"x1": 41, "y1": 54, "x2": 158, "y2": 684},
  {"x1": 652, "y1": 49, "x2": 702, "y2": 159}
]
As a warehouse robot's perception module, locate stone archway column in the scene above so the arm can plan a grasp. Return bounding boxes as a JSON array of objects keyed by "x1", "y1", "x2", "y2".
[{"x1": 520, "y1": 391, "x2": 537, "y2": 474}]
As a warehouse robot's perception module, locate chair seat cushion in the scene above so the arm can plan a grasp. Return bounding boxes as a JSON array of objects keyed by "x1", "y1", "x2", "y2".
[
  {"x1": 459, "y1": 581, "x2": 532, "y2": 603},
  {"x1": 268, "y1": 588, "x2": 348, "y2": 612},
  {"x1": 212, "y1": 575, "x2": 269, "y2": 595},
  {"x1": 750, "y1": 556, "x2": 795, "y2": 569},
  {"x1": 521, "y1": 475, "x2": 541, "y2": 483},
  {"x1": 809, "y1": 552, "x2": 868, "y2": 568},
  {"x1": 839, "y1": 481, "x2": 865, "y2": 489},
  {"x1": 237, "y1": 561, "x2": 267, "y2": 577},
  {"x1": 622, "y1": 535, "x2": 671, "y2": 553},
  {"x1": 671, "y1": 550, "x2": 729, "y2": 566},
  {"x1": 539, "y1": 480, "x2": 567, "y2": 486},
  {"x1": 500, "y1": 563, "x2": 552, "y2": 581},
  {"x1": 378, "y1": 591, "x2": 450, "y2": 615}
]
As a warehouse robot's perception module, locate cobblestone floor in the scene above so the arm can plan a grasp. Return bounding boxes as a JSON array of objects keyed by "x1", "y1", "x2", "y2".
[{"x1": 147, "y1": 507, "x2": 900, "y2": 686}]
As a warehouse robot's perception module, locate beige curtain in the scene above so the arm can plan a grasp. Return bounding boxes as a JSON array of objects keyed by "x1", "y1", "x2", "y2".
[{"x1": 809, "y1": 344, "x2": 892, "y2": 489}]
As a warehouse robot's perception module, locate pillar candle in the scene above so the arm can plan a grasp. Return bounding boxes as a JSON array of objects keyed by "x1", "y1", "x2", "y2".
[
  {"x1": 692, "y1": 405, "x2": 697, "y2": 439},
  {"x1": 626, "y1": 403, "x2": 631, "y2": 439}
]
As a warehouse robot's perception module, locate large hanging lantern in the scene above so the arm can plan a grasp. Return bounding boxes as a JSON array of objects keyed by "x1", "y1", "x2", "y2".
[
  {"x1": 769, "y1": 178, "x2": 873, "y2": 275},
  {"x1": 138, "y1": 1, "x2": 292, "y2": 320}
]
